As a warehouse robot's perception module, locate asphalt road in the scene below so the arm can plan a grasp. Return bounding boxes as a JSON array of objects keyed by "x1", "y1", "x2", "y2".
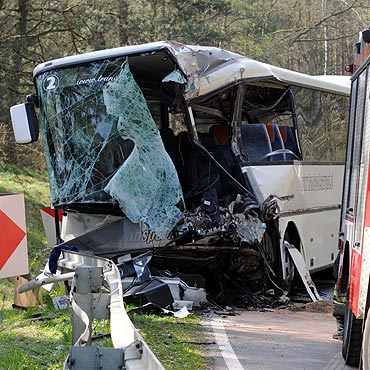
[{"x1": 202, "y1": 306, "x2": 356, "y2": 370}]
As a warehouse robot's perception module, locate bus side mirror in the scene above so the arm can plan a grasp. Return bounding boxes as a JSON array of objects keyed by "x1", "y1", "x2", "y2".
[{"x1": 10, "y1": 102, "x2": 39, "y2": 144}]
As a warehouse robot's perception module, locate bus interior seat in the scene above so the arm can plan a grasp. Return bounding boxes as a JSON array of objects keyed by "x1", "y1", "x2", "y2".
[
  {"x1": 186, "y1": 128, "x2": 239, "y2": 206},
  {"x1": 278, "y1": 126, "x2": 299, "y2": 160},
  {"x1": 241, "y1": 123, "x2": 272, "y2": 161},
  {"x1": 209, "y1": 124, "x2": 235, "y2": 166},
  {"x1": 209, "y1": 124, "x2": 229, "y2": 145},
  {"x1": 199, "y1": 133, "x2": 232, "y2": 180},
  {"x1": 265, "y1": 123, "x2": 285, "y2": 160}
]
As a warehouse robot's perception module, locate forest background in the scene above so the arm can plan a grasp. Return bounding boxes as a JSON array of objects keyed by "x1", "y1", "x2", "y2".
[{"x1": 1, "y1": 0, "x2": 370, "y2": 170}]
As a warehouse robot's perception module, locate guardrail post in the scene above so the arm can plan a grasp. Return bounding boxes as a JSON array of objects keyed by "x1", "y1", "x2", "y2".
[{"x1": 71, "y1": 266, "x2": 109, "y2": 346}]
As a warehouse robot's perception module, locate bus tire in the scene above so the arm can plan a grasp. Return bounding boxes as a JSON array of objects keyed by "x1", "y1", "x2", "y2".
[
  {"x1": 342, "y1": 300, "x2": 363, "y2": 367},
  {"x1": 363, "y1": 309, "x2": 370, "y2": 370}
]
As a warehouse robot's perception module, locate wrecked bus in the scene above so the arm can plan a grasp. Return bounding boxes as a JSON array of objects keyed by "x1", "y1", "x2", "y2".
[{"x1": 10, "y1": 41, "x2": 350, "y2": 302}]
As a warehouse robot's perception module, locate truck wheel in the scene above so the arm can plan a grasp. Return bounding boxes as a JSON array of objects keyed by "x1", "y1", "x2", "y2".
[
  {"x1": 342, "y1": 300, "x2": 363, "y2": 367},
  {"x1": 363, "y1": 309, "x2": 370, "y2": 370}
]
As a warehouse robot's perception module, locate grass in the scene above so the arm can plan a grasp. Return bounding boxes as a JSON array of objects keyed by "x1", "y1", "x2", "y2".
[
  {"x1": 0, "y1": 291, "x2": 208, "y2": 369},
  {"x1": 131, "y1": 312, "x2": 208, "y2": 370},
  {"x1": 0, "y1": 164, "x2": 209, "y2": 369},
  {"x1": 0, "y1": 296, "x2": 71, "y2": 370}
]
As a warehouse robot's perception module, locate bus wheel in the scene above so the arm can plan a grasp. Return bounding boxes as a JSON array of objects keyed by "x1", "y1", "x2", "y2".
[
  {"x1": 342, "y1": 300, "x2": 363, "y2": 367},
  {"x1": 363, "y1": 309, "x2": 370, "y2": 370}
]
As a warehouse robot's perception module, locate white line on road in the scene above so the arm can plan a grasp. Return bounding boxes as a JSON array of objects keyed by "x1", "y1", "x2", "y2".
[
  {"x1": 323, "y1": 351, "x2": 350, "y2": 370},
  {"x1": 211, "y1": 318, "x2": 245, "y2": 370}
]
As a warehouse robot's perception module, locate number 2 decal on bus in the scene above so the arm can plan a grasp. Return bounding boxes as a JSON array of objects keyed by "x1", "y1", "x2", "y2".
[{"x1": 43, "y1": 75, "x2": 59, "y2": 91}]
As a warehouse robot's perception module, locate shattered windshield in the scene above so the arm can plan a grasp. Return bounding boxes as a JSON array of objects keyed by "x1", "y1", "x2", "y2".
[{"x1": 36, "y1": 58, "x2": 184, "y2": 238}]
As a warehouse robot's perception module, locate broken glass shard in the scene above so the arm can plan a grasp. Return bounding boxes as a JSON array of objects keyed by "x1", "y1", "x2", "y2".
[
  {"x1": 36, "y1": 58, "x2": 183, "y2": 239},
  {"x1": 162, "y1": 70, "x2": 187, "y2": 84},
  {"x1": 102, "y1": 62, "x2": 184, "y2": 238}
]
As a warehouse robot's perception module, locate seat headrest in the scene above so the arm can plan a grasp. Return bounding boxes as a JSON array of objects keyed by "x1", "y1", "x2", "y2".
[
  {"x1": 210, "y1": 125, "x2": 229, "y2": 145},
  {"x1": 265, "y1": 123, "x2": 275, "y2": 141},
  {"x1": 278, "y1": 126, "x2": 288, "y2": 142}
]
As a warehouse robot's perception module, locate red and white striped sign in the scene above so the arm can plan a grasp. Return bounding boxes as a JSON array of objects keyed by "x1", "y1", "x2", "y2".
[
  {"x1": 0, "y1": 193, "x2": 28, "y2": 278},
  {"x1": 40, "y1": 206, "x2": 62, "y2": 246}
]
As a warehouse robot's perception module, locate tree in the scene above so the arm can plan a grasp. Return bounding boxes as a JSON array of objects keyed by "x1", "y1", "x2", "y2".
[{"x1": 1, "y1": 0, "x2": 370, "y2": 168}]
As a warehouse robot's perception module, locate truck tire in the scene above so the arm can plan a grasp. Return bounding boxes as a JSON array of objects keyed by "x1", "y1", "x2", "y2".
[
  {"x1": 342, "y1": 300, "x2": 363, "y2": 367},
  {"x1": 363, "y1": 309, "x2": 370, "y2": 370}
]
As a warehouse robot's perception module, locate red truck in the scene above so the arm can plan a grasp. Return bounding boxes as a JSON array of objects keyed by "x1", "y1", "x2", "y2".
[{"x1": 336, "y1": 28, "x2": 370, "y2": 369}]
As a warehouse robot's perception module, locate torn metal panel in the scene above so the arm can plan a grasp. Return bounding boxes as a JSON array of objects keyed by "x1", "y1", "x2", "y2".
[
  {"x1": 228, "y1": 196, "x2": 266, "y2": 244},
  {"x1": 60, "y1": 218, "x2": 148, "y2": 256},
  {"x1": 162, "y1": 69, "x2": 187, "y2": 84},
  {"x1": 233, "y1": 212, "x2": 266, "y2": 244},
  {"x1": 60, "y1": 212, "x2": 122, "y2": 242},
  {"x1": 123, "y1": 278, "x2": 174, "y2": 308},
  {"x1": 166, "y1": 42, "x2": 348, "y2": 98},
  {"x1": 285, "y1": 242, "x2": 321, "y2": 301},
  {"x1": 60, "y1": 212, "x2": 170, "y2": 253},
  {"x1": 121, "y1": 276, "x2": 208, "y2": 308}
]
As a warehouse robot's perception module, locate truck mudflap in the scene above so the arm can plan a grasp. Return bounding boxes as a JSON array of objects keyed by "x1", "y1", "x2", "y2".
[{"x1": 19, "y1": 250, "x2": 165, "y2": 370}]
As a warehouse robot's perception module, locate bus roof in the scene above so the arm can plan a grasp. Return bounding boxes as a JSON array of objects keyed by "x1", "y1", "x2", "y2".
[{"x1": 33, "y1": 41, "x2": 351, "y2": 100}]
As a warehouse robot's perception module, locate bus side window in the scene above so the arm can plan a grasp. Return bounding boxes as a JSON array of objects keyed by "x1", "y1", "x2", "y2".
[
  {"x1": 278, "y1": 126, "x2": 299, "y2": 160},
  {"x1": 241, "y1": 123, "x2": 272, "y2": 161}
]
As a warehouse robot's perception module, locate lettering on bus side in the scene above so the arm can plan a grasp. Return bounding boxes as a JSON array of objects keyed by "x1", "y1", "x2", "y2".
[
  {"x1": 142, "y1": 229, "x2": 161, "y2": 243},
  {"x1": 280, "y1": 194, "x2": 295, "y2": 201},
  {"x1": 301, "y1": 173, "x2": 333, "y2": 191},
  {"x1": 124, "y1": 231, "x2": 143, "y2": 243},
  {"x1": 142, "y1": 229, "x2": 174, "y2": 244},
  {"x1": 76, "y1": 75, "x2": 117, "y2": 85}
]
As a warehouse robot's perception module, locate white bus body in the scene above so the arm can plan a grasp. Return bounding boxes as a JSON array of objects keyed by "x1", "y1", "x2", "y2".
[{"x1": 11, "y1": 41, "x2": 350, "y2": 298}]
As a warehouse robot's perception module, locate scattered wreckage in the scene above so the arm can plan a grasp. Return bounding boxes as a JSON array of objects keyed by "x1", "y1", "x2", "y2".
[{"x1": 10, "y1": 41, "x2": 350, "y2": 368}]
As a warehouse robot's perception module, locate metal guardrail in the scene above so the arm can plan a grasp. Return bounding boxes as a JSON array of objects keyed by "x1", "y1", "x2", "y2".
[{"x1": 19, "y1": 250, "x2": 165, "y2": 370}]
